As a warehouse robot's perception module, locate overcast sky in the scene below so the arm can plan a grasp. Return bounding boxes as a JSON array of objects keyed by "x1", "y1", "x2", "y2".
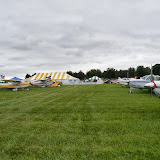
[{"x1": 0, "y1": 0, "x2": 160, "y2": 78}]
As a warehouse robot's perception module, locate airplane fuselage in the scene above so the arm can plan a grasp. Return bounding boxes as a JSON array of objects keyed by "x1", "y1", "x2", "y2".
[
  {"x1": 129, "y1": 75, "x2": 160, "y2": 93},
  {"x1": 129, "y1": 80, "x2": 150, "y2": 90},
  {"x1": 31, "y1": 80, "x2": 54, "y2": 87},
  {"x1": 0, "y1": 82, "x2": 31, "y2": 89}
]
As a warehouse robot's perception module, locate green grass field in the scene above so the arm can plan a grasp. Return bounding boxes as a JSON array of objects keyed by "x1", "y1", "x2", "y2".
[{"x1": 0, "y1": 84, "x2": 160, "y2": 160}]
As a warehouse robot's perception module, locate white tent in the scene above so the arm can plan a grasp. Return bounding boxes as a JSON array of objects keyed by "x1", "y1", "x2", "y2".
[
  {"x1": 89, "y1": 76, "x2": 103, "y2": 84},
  {"x1": 30, "y1": 72, "x2": 80, "y2": 84},
  {"x1": 89, "y1": 76, "x2": 102, "y2": 80}
]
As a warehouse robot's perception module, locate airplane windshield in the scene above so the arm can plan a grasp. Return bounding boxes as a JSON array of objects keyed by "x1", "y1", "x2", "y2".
[
  {"x1": 141, "y1": 76, "x2": 147, "y2": 80},
  {"x1": 141, "y1": 75, "x2": 160, "y2": 81},
  {"x1": 146, "y1": 76, "x2": 151, "y2": 81}
]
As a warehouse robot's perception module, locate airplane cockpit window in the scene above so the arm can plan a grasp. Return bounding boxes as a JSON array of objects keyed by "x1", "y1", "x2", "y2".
[
  {"x1": 140, "y1": 75, "x2": 160, "y2": 81},
  {"x1": 141, "y1": 75, "x2": 147, "y2": 80},
  {"x1": 146, "y1": 76, "x2": 151, "y2": 81}
]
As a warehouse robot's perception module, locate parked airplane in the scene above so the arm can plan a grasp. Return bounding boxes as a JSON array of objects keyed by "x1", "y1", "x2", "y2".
[
  {"x1": 0, "y1": 77, "x2": 31, "y2": 91},
  {"x1": 129, "y1": 75, "x2": 160, "y2": 93},
  {"x1": 145, "y1": 81, "x2": 160, "y2": 97},
  {"x1": 31, "y1": 76, "x2": 55, "y2": 87},
  {"x1": 117, "y1": 77, "x2": 135, "y2": 87}
]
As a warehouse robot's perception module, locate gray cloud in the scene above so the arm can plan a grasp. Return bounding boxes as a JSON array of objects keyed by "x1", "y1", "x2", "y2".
[
  {"x1": 0, "y1": 0, "x2": 160, "y2": 78},
  {"x1": 8, "y1": 57, "x2": 25, "y2": 61}
]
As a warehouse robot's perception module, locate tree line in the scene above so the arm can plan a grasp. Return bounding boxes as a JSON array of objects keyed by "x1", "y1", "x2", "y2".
[{"x1": 67, "y1": 64, "x2": 160, "y2": 80}]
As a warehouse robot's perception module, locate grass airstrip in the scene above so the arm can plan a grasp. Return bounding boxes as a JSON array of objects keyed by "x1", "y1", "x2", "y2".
[{"x1": 0, "y1": 84, "x2": 159, "y2": 160}]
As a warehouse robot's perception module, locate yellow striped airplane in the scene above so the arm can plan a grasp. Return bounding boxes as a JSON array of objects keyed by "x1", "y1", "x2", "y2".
[{"x1": 0, "y1": 78, "x2": 31, "y2": 91}]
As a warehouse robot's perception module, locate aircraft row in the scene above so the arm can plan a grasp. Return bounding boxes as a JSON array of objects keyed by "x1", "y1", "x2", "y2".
[
  {"x1": 1, "y1": 74, "x2": 160, "y2": 97},
  {"x1": 0, "y1": 76, "x2": 60, "y2": 91},
  {"x1": 117, "y1": 75, "x2": 160, "y2": 98}
]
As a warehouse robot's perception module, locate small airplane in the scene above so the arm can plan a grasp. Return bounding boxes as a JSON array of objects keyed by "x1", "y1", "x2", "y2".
[
  {"x1": 129, "y1": 75, "x2": 160, "y2": 93},
  {"x1": 145, "y1": 81, "x2": 160, "y2": 97},
  {"x1": 117, "y1": 77, "x2": 135, "y2": 87},
  {"x1": 31, "y1": 76, "x2": 55, "y2": 87},
  {"x1": 0, "y1": 77, "x2": 31, "y2": 91}
]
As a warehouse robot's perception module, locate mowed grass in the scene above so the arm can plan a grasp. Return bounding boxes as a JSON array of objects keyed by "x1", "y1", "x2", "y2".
[{"x1": 0, "y1": 84, "x2": 159, "y2": 160}]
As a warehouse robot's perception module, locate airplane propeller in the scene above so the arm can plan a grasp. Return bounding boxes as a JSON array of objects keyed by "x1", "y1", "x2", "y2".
[{"x1": 152, "y1": 80, "x2": 157, "y2": 88}]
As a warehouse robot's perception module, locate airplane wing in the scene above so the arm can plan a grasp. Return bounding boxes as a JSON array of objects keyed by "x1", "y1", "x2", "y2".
[
  {"x1": 2, "y1": 79, "x2": 21, "y2": 82},
  {"x1": 2, "y1": 80, "x2": 22, "y2": 84}
]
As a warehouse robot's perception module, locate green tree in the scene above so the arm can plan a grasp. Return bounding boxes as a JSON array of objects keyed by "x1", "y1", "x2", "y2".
[
  {"x1": 67, "y1": 71, "x2": 73, "y2": 76},
  {"x1": 118, "y1": 70, "x2": 128, "y2": 78},
  {"x1": 96, "y1": 69, "x2": 102, "y2": 78},
  {"x1": 77, "y1": 70, "x2": 85, "y2": 80},
  {"x1": 73, "y1": 72, "x2": 78, "y2": 78},
  {"x1": 86, "y1": 69, "x2": 102, "y2": 78},
  {"x1": 136, "y1": 66, "x2": 150, "y2": 77},
  {"x1": 104, "y1": 68, "x2": 116, "y2": 79},
  {"x1": 136, "y1": 66, "x2": 145, "y2": 77},
  {"x1": 153, "y1": 64, "x2": 160, "y2": 75},
  {"x1": 128, "y1": 67, "x2": 135, "y2": 78},
  {"x1": 144, "y1": 67, "x2": 151, "y2": 75}
]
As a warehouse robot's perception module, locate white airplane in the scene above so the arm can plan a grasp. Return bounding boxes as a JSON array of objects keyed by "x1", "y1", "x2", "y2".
[
  {"x1": 31, "y1": 76, "x2": 55, "y2": 87},
  {"x1": 129, "y1": 75, "x2": 160, "y2": 93},
  {"x1": 117, "y1": 77, "x2": 135, "y2": 87},
  {"x1": 145, "y1": 81, "x2": 160, "y2": 97},
  {"x1": 0, "y1": 77, "x2": 31, "y2": 91}
]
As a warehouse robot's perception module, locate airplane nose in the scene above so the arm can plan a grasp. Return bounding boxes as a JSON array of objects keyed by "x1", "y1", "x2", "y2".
[{"x1": 144, "y1": 83, "x2": 154, "y2": 89}]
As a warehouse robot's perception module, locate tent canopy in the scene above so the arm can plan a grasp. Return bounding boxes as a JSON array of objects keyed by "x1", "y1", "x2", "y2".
[
  {"x1": 30, "y1": 72, "x2": 79, "y2": 81},
  {"x1": 89, "y1": 76, "x2": 101, "y2": 80},
  {"x1": 10, "y1": 77, "x2": 23, "y2": 81}
]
